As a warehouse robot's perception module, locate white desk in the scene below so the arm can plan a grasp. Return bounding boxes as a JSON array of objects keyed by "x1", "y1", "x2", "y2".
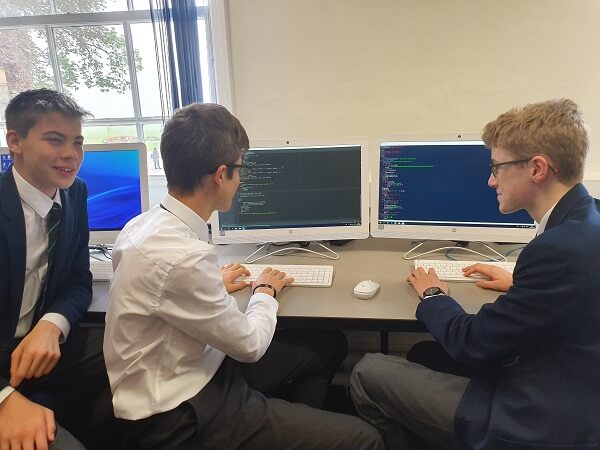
[{"x1": 88, "y1": 238, "x2": 512, "y2": 352}]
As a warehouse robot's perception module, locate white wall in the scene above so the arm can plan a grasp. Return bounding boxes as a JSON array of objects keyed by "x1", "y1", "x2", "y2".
[{"x1": 226, "y1": 0, "x2": 600, "y2": 177}]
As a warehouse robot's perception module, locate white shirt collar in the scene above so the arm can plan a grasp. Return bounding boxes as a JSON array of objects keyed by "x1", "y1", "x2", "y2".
[
  {"x1": 161, "y1": 193, "x2": 209, "y2": 242},
  {"x1": 12, "y1": 166, "x2": 61, "y2": 218},
  {"x1": 537, "y1": 202, "x2": 557, "y2": 235}
]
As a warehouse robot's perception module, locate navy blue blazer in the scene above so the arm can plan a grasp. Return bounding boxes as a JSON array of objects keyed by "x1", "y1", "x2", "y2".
[
  {"x1": 417, "y1": 184, "x2": 600, "y2": 449},
  {"x1": 0, "y1": 167, "x2": 92, "y2": 390}
]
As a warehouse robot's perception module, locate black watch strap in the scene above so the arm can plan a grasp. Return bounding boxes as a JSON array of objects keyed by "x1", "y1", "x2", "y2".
[{"x1": 253, "y1": 283, "x2": 277, "y2": 299}]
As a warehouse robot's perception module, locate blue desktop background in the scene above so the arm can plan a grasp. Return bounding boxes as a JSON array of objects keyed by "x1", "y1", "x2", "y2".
[
  {"x1": 1, "y1": 151, "x2": 141, "y2": 231},
  {"x1": 1, "y1": 154, "x2": 11, "y2": 172},
  {"x1": 78, "y1": 150, "x2": 142, "y2": 231}
]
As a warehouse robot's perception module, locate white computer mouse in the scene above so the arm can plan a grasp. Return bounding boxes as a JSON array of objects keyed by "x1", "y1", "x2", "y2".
[{"x1": 353, "y1": 280, "x2": 380, "y2": 300}]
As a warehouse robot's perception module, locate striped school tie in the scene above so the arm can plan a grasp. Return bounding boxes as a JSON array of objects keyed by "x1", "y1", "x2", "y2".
[
  {"x1": 34, "y1": 202, "x2": 62, "y2": 320},
  {"x1": 46, "y1": 202, "x2": 62, "y2": 274}
]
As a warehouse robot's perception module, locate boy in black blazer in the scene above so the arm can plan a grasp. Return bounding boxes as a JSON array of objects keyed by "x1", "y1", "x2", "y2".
[
  {"x1": 0, "y1": 89, "x2": 112, "y2": 450},
  {"x1": 351, "y1": 99, "x2": 600, "y2": 450}
]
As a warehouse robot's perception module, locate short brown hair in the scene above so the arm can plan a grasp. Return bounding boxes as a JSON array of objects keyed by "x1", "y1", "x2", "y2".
[
  {"x1": 160, "y1": 103, "x2": 249, "y2": 194},
  {"x1": 482, "y1": 98, "x2": 589, "y2": 183},
  {"x1": 5, "y1": 88, "x2": 91, "y2": 137}
]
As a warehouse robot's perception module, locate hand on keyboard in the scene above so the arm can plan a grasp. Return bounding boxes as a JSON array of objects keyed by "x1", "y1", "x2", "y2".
[
  {"x1": 221, "y1": 263, "x2": 252, "y2": 293},
  {"x1": 253, "y1": 267, "x2": 294, "y2": 299},
  {"x1": 461, "y1": 263, "x2": 513, "y2": 292},
  {"x1": 407, "y1": 266, "x2": 449, "y2": 301},
  {"x1": 413, "y1": 260, "x2": 515, "y2": 292},
  {"x1": 234, "y1": 264, "x2": 334, "y2": 288}
]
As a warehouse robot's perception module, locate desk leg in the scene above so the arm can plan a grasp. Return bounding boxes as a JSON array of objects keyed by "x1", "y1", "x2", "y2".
[{"x1": 380, "y1": 331, "x2": 389, "y2": 354}]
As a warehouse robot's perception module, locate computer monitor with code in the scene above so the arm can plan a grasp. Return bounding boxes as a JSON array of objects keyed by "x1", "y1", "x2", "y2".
[
  {"x1": 211, "y1": 139, "x2": 370, "y2": 248},
  {"x1": 371, "y1": 136, "x2": 536, "y2": 243}
]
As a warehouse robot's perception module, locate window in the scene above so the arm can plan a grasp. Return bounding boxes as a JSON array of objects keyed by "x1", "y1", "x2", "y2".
[
  {"x1": 82, "y1": 124, "x2": 138, "y2": 144},
  {"x1": 0, "y1": 1, "x2": 220, "y2": 179},
  {"x1": 56, "y1": 24, "x2": 136, "y2": 118},
  {"x1": 0, "y1": 27, "x2": 54, "y2": 122}
]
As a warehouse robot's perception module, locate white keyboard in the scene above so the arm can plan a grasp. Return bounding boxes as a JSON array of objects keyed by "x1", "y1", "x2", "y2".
[
  {"x1": 413, "y1": 259, "x2": 516, "y2": 282},
  {"x1": 90, "y1": 259, "x2": 114, "y2": 281},
  {"x1": 237, "y1": 264, "x2": 334, "y2": 287}
]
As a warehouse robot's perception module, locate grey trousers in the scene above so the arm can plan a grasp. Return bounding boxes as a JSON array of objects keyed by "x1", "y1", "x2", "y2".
[
  {"x1": 50, "y1": 425, "x2": 86, "y2": 450},
  {"x1": 350, "y1": 353, "x2": 469, "y2": 450}
]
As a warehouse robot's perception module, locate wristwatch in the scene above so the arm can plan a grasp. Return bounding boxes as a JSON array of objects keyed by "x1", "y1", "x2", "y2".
[{"x1": 422, "y1": 287, "x2": 446, "y2": 300}]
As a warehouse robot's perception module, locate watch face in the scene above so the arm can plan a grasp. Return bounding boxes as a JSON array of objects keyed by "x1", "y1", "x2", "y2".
[{"x1": 423, "y1": 287, "x2": 444, "y2": 298}]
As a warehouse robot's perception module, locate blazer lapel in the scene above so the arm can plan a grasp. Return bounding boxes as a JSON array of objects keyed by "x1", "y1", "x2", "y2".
[
  {"x1": 544, "y1": 183, "x2": 589, "y2": 232},
  {"x1": 0, "y1": 169, "x2": 27, "y2": 324}
]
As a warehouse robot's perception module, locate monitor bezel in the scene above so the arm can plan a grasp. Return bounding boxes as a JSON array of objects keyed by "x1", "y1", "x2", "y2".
[
  {"x1": 210, "y1": 137, "x2": 370, "y2": 244},
  {"x1": 370, "y1": 133, "x2": 537, "y2": 243},
  {"x1": 82, "y1": 143, "x2": 149, "y2": 245}
]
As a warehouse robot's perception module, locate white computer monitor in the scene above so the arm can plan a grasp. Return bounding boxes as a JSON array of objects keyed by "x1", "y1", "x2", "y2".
[
  {"x1": 370, "y1": 134, "x2": 537, "y2": 243},
  {"x1": 210, "y1": 138, "x2": 370, "y2": 245},
  {"x1": 1, "y1": 143, "x2": 149, "y2": 246},
  {"x1": 81, "y1": 143, "x2": 149, "y2": 245}
]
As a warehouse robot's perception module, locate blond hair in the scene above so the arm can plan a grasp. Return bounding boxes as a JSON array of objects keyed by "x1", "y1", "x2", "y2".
[{"x1": 482, "y1": 99, "x2": 589, "y2": 183}]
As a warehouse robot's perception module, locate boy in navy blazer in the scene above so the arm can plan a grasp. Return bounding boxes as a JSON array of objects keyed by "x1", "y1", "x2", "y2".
[
  {"x1": 351, "y1": 99, "x2": 600, "y2": 449},
  {"x1": 0, "y1": 90, "x2": 110, "y2": 450}
]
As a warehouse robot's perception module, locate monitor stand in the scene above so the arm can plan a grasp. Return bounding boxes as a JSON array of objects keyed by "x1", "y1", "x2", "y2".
[
  {"x1": 245, "y1": 241, "x2": 340, "y2": 264},
  {"x1": 403, "y1": 240, "x2": 507, "y2": 262}
]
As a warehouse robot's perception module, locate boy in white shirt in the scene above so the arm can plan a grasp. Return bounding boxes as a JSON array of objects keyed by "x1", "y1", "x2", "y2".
[{"x1": 104, "y1": 103, "x2": 384, "y2": 450}]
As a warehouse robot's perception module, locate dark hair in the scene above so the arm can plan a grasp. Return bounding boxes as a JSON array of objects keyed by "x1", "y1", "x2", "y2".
[
  {"x1": 5, "y1": 89, "x2": 91, "y2": 137},
  {"x1": 161, "y1": 103, "x2": 249, "y2": 194}
]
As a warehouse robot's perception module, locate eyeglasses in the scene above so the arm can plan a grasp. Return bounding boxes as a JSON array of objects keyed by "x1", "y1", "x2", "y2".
[
  {"x1": 489, "y1": 157, "x2": 533, "y2": 177},
  {"x1": 230, "y1": 164, "x2": 252, "y2": 179},
  {"x1": 208, "y1": 163, "x2": 252, "y2": 180}
]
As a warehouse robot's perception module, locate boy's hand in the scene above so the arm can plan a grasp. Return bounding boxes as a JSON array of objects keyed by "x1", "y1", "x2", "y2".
[
  {"x1": 10, "y1": 320, "x2": 62, "y2": 387},
  {"x1": 462, "y1": 263, "x2": 513, "y2": 292},
  {"x1": 221, "y1": 263, "x2": 251, "y2": 293},
  {"x1": 0, "y1": 391, "x2": 56, "y2": 450},
  {"x1": 252, "y1": 268, "x2": 294, "y2": 299},
  {"x1": 406, "y1": 267, "x2": 449, "y2": 301}
]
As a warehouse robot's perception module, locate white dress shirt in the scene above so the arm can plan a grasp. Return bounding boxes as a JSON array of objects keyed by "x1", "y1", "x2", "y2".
[
  {"x1": 103, "y1": 194, "x2": 279, "y2": 420},
  {"x1": 0, "y1": 167, "x2": 70, "y2": 405},
  {"x1": 537, "y1": 202, "x2": 557, "y2": 236}
]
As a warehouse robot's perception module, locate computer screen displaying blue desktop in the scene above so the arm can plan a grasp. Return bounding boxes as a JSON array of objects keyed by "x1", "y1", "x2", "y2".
[
  {"x1": 371, "y1": 137, "x2": 537, "y2": 243},
  {"x1": 211, "y1": 139, "x2": 370, "y2": 244},
  {"x1": 1, "y1": 152, "x2": 11, "y2": 172},
  {"x1": 80, "y1": 143, "x2": 149, "y2": 244}
]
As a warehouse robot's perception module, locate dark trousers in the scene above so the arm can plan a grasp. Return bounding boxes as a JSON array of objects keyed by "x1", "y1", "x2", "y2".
[
  {"x1": 0, "y1": 326, "x2": 125, "y2": 450},
  {"x1": 130, "y1": 329, "x2": 384, "y2": 450},
  {"x1": 406, "y1": 340, "x2": 473, "y2": 378},
  {"x1": 240, "y1": 328, "x2": 346, "y2": 409}
]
